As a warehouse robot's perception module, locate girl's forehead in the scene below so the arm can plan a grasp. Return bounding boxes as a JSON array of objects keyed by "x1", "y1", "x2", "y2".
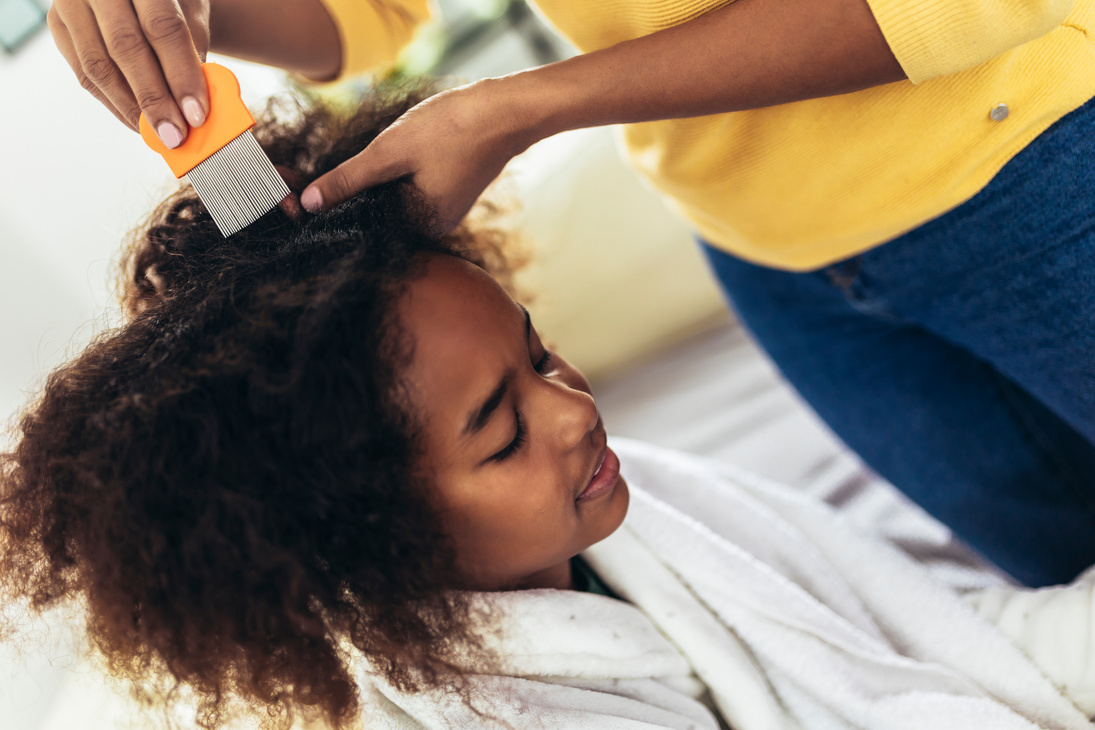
[
  {"x1": 402, "y1": 255, "x2": 515, "y2": 324},
  {"x1": 402, "y1": 257, "x2": 521, "y2": 334},
  {"x1": 398, "y1": 256, "x2": 526, "y2": 425}
]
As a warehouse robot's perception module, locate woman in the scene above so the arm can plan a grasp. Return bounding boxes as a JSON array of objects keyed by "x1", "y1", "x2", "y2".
[
  {"x1": 45, "y1": 0, "x2": 1095, "y2": 588},
  {"x1": 2, "y1": 88, "x2": 1095, "y2": 730}
]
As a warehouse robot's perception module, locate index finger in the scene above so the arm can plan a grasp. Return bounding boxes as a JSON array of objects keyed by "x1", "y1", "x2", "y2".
[
  {"x1": 89, "y1": 0, "x2": 184, "y2": 142},
  {"x1": 91, "y1": 0, "x2": 200, "y2": 145},
  {"x1": 133, "y1": 0, "x2": 208, "y2": 128}
]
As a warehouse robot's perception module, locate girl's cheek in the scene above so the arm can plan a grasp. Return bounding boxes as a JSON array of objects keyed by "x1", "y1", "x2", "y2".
[{"x1": 528, "y1": 475, "x2": 565, "y2": 518}]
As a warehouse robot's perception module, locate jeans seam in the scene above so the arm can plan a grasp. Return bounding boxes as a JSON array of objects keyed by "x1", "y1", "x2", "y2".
[
  {"x1": 824, "y1": 256, "x2": 862, "y2": 292},
  {"x1": 989, "y1": 366, "x2": 1095, "y2": 520},
  {"x1": 823, "y1": 258, "x2": 913, "y2": 326}
]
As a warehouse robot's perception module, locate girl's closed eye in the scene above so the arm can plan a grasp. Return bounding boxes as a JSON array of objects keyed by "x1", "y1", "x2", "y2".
[
  {"x1": 489, "y1": 350, "x2": 552, "y2": 463},
  {"x1": 490, "y1": 412, "x2": 526, "y2": 463},
  {"x1": 535, "y1": 350, "x2": 553, "y2": 374}
]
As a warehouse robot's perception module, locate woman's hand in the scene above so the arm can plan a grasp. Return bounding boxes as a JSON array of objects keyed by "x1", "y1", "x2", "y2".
[
  {"x1": 48, "y1": 0, "x2": 211, "y2": 146},
  {"x1": 302, "y1": 79, "x2": 544, "y2": 234}
]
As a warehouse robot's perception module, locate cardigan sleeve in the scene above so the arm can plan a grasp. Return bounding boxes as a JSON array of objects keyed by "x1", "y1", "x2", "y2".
[
  {"x1": 313, "y1": 0, "x2": 433, "y2": 79},
  {"x1": 865, "y1": 0, "x2": 1077, "y2": 83}
]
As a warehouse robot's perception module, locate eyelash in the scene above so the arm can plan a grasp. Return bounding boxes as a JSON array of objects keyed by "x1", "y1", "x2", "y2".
[
  {"x1": 488, "y1": 350, "x2": 553, "y2": 463},
  {"x1": 535, "y1": 350, "x2": 553, "y2": 374},
  {"x1": 489, "y1": 412, "x2": 527, "y2": 463}
]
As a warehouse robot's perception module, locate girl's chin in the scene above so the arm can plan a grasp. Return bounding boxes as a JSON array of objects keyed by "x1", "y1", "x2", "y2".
[{"x1": 582, "y1": 475, "x2": 630, "y2": 546}]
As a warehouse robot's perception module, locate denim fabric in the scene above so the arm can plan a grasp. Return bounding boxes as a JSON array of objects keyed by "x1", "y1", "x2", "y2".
[{"x1": 701, "y1": 95, "x2": 1095, "y2": 587}]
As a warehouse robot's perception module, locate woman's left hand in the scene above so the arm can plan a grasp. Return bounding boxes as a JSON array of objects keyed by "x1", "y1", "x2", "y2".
[{"x1": 301, "y1": 79, "x2": 542, "y2": 233}]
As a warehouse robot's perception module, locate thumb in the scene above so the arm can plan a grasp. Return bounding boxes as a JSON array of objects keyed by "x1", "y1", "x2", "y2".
[{"x1": 301, "y1": 146, "x2": 408, "y2": 213}]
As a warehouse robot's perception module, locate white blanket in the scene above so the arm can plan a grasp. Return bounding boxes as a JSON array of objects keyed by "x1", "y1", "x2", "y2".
[
  {"x1": 358, "y1": 439, "x2": 1094, "y2": 729},
  {"x1": 965, "y1": 567, "x2": 1095, "y2": 718}
]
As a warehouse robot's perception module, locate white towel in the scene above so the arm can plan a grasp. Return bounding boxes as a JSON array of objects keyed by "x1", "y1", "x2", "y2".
[
  {"x1": 357, "y1": 439, "x2": 1093, "y2": 729},
  {"x1": 965, "y1": 566, "x2": 1095, "y2": 716}
]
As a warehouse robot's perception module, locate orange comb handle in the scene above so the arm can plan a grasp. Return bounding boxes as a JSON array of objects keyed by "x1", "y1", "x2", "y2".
[{"x1": 139, "y1": 63, "x2": 255, "y2": 178}]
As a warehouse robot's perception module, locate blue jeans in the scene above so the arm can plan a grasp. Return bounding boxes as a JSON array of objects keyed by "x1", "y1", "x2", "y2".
[{"x1": 702, "y1": 95, "x2": 1095, "y2": 587}]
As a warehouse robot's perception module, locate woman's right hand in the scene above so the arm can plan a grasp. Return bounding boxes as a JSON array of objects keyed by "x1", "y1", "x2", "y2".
[{"x1": 48, "y1": 0, "x2": 211, "y2": 148}]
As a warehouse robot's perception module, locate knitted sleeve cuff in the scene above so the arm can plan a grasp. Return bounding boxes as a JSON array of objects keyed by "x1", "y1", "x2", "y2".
[{"x1": 314, "y1": 0, "x2": 433, "y2": 80}]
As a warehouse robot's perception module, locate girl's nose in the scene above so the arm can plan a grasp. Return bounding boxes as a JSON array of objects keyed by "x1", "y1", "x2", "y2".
[{"x1": 548, "y1": 381, "x2": 600, "y2": 450}]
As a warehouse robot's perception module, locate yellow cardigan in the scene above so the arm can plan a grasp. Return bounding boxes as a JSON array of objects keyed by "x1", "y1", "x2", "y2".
[{"x1": 317, "y1": 0, "x2": 1095, "y2": 270}]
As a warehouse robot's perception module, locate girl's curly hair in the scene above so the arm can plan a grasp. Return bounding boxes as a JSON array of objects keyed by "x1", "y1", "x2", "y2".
[{"x1": 0, "y1": 84, "x2": 518, "y2": 729}]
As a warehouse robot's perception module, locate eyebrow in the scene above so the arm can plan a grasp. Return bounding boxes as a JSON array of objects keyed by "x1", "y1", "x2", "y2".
[{"x1": 461, "y1": 306, "x2": 531, "y2": 439}]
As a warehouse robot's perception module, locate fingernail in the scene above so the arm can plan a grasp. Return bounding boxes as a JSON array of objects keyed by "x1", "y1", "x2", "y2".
[
  {"x1": 182, "y1": 96, "x2": 206, "y2": 127},
  {"x1": 301, "y1": 187, "x2": 323, "y2": 213},
  {"x1": 157, "y1": 122, "x2": 183, "y2": 149}
]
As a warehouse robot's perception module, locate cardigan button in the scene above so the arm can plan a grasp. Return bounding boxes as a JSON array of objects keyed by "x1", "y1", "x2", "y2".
[{"x1": 990, "y1": 103, "x2": 1010, "y2": 122}]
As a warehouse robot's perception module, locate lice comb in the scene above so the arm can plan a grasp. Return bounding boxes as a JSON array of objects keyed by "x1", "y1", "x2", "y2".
[{"x1": 139, "y1": 62, "x2": 289, "y2": 237}]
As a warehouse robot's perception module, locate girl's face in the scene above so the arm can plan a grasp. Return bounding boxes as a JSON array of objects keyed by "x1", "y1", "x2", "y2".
[{"x1": 399, "y1": 255, "x2": 629, "y2": 591}]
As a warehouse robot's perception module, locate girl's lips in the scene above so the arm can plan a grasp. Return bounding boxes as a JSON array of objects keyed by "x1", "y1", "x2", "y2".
[{"x1": 576, "y1": 446, "x2": 620, "y2": 503}]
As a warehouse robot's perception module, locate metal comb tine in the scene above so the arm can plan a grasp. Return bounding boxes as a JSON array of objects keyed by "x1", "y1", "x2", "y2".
[{"x1": 186, "y1": 131, "x2": 290, "y2": 237}]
